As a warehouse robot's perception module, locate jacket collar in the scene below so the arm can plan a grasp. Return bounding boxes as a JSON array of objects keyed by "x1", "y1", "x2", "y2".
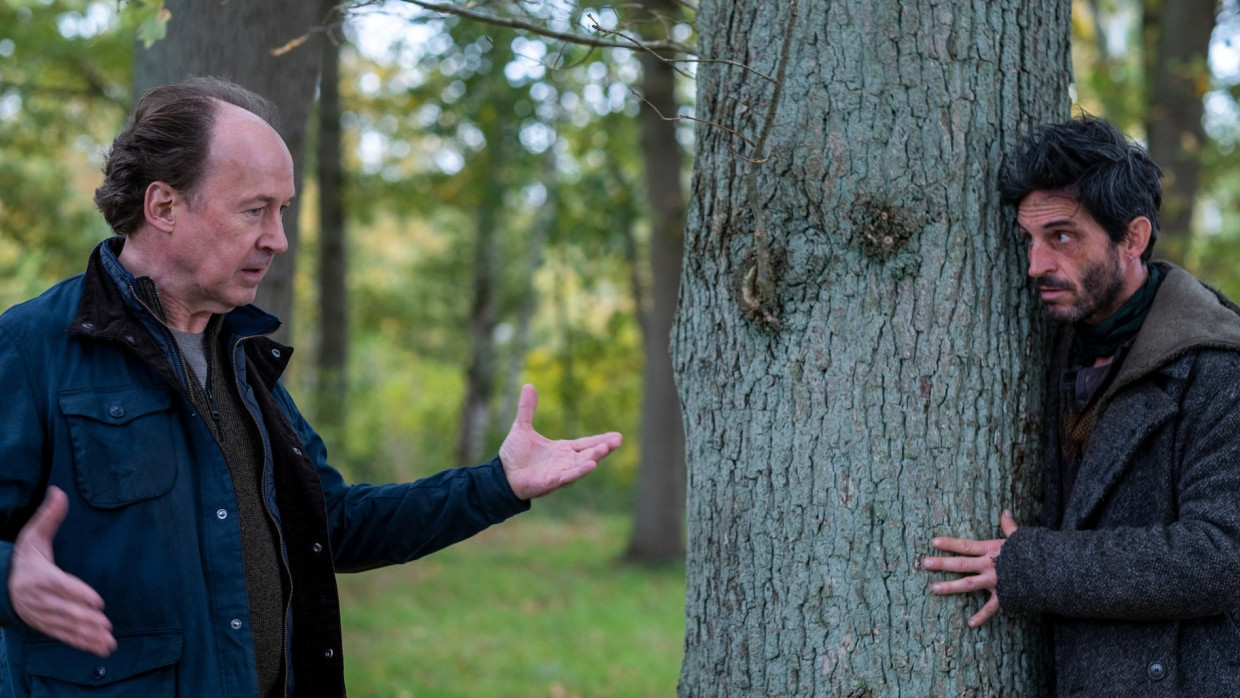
[
  {"x1": 1103, "y1": 261, "x2": 1240, "y2": 403},
  {"x1": 71, "y1": 238, "x2": 294, "y2": 384}
]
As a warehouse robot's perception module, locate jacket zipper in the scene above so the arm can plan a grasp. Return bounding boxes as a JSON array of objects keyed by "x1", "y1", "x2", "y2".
[
  {"x1": 231, "y1": 333, "x2": 295, "y2": 698},
  {"x1": 129, "y1": 286, "x2": 293, "y2": 697}
]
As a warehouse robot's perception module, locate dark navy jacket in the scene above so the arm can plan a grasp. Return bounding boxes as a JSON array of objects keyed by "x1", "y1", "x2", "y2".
[{"x1": 0, "y1": 239, "x2": 528, "y2": 696}]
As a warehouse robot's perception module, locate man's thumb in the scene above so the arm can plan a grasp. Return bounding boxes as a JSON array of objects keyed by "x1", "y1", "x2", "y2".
[{"x1": 21, "y1": 486, "x2": 69, "y2": 551}]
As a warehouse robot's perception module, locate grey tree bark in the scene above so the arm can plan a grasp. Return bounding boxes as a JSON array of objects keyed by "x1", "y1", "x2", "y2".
[
  {"x1": 625, "y1": 0, "x2": 689, "y2": 564},
  {"x1": 134, "y1": 0, "x2": 326, "y2": 339},
  {"x1": 673, "y1": 1, "x2": 1069, "y2": 695}
]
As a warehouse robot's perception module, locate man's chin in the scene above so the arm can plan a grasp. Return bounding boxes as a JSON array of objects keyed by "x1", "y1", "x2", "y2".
[{"x1": 1043, "y1": 303, "x2": 1083, "y2": 325}]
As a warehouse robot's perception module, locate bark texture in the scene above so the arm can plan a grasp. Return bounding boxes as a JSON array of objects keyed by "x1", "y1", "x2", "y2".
[
  {"x1": 134, "y1": 0, "x2": 326, "y2": 339},
  {"x1": 673, "y1": 1, "x2": 1070, "y2": 695}
]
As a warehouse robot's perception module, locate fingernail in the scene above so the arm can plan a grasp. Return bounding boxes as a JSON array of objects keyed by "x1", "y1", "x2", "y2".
[{"x1": 931, "y1": 538, "x2": 941, "y2": 547}]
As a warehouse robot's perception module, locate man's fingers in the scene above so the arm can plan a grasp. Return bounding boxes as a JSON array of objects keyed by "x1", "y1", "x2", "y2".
[
  {"x1": 929, "y1": 536, "x2": 991, "y2": 556},
  {"x1": 512, "y1": 384, "x2": 537, "y2": 429},
  {"x1": 924, "y1": 554, "x2": 989, "y2": 574},
  {"x1": 930, "y1": 570, "x2": 995, "y2": 595},
  {"x1": 968, "y1": 593, "x2": 1001, "y2": 628},
  {"x1": 1000, "y1": 509, "x2": 1019, "y2": 537},
  {"x1": 570, "y1": 432, "x2": 623, "y2": 455},
  {"x1": 21, "y1": 486, "x2": 70, "y2": 554}
]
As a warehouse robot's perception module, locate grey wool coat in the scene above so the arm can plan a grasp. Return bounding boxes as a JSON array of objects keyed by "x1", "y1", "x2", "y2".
[{"x1": 996, "y1": 263, "x2": 1240, "y2": 698}]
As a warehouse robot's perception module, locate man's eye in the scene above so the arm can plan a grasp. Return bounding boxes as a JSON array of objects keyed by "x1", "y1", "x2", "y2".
[{"x1": 1056, "y1": 232, "x2": 1072, "y2": 244}]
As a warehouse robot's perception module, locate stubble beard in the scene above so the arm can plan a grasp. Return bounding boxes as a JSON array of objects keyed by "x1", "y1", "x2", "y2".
[{"x1": 1042, "y1": 245, "x2": 1126, "y2": 325}]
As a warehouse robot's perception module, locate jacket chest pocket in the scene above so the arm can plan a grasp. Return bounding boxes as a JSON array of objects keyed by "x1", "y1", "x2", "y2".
[
  {"x1": 27, "y1": 629, "x2": 183, "y2": 696},
  {"x1": 59, "y1": 387, "x2": 179, "y2": 509}
]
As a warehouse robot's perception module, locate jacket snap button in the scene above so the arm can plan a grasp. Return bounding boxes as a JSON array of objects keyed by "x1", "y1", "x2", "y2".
[
  {"x1": 271, "y1": 348, "x2": 281, "y2": 358},
  {"x1": 108, "y1": 405, "x2": 125, "y2": 419},
  {"x1": 324, "y1": 648, "x2": 334, "y2": 659},
  {"x1": 92, "y1": 666, "x2": 106, "y2": 680},
  {"x1": 312, "y1": 542, "x2": 323, "y2": 554},
  {"x1": 82, "y1": 322, "x2": 95, "y2": 330},
  {"x1": 230, "y1": 619, "x2": 242, "y2": 630},
  {"x1": 216, "y1": 509, "x2": 227, "y2": 520},
  {"x1": 1148, "y1": 662, "x2": 1166, "y2": 680}
]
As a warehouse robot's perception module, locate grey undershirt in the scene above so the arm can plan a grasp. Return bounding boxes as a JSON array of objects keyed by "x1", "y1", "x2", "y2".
[{"x1": 170, "y1": 327, "x2": 208, "y2": 390}]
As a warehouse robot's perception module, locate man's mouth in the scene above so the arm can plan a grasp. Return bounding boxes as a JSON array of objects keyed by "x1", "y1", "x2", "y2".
[{"x1": 1037, "y1": 278, "x2": 1072, "y2": 300}]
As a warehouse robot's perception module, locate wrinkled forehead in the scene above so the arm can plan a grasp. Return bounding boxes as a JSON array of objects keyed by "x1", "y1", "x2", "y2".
[{"x1": 1017, "y1": 190, "x2": 1086, "y2": 226}]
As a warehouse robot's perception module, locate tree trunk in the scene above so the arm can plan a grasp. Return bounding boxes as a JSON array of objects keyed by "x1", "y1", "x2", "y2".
[
  {"x1": 134, "y1": 0, "x2": 325, "y2": 340},
  {"x1": 1143, "y1": 0, "x2": 1217, "y2": 264},
  {"x1": 673, "y1": 1, "x2": 1068, "y2": 695},
  {"x1": 625, "y1": 0, "x2": 689, "y2": 564},
  {"x1": 316, "y1": 8, "x2": 347, "y2": 444}
]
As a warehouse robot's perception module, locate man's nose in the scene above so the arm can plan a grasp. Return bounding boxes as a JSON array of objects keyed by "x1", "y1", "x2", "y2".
[
  {"x1": 1026, "y1": 240, "x2": 1053, "y2": 279},
  {"x1": 262, "y1": 215, "x2": 289, "y2": 255}
]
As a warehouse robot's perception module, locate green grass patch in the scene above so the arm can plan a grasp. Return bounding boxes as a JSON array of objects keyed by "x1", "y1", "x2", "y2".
[{"x1": 337, "y1": 510, "x2": 685, "y2": 697}]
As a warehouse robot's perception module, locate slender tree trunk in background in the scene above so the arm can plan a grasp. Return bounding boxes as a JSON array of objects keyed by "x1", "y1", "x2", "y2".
[
  {"x1": 316, "y1": 11, "x2": 348, "y2": 445},
  {"x1": 133, "y1": 0, "x2": 324, "y2": 340},
  {"x1": 456, "y1": 193, "x2": 501, "y2": 465},
  {"x1": 1143, "y1": 0, "x2": 1217, "y2": 264},
  {"x1": 625, "y1": 0, "x2": 689, "y2": 564},
  {"x1": 674, "y1": 1, "x2": 1068, "y2": 694},
  {"x1": 500, "y1": 152, "x2": 556, "y2": 426}
]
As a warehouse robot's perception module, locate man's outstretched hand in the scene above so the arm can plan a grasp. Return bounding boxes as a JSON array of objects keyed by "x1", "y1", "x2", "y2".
[
  {"x1": 498, "y1": 384, "x2": 622, "y2": 500},
  {"x1": 9, "y1": 486, "x2": 115, "y2": 656}
]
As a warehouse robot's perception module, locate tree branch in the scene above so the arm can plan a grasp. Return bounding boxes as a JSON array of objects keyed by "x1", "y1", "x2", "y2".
[
  {"x1": 738, "y1": 0, "x2": 799, "y2": 326},
  {"x1": 398, "y1": 0, "x2": 698, "y2": 55}
]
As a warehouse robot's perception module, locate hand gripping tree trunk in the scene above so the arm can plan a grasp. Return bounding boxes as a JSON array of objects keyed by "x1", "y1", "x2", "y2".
[{"x1": 673, "y1": 1, "x2": 1069, "y2": 695}]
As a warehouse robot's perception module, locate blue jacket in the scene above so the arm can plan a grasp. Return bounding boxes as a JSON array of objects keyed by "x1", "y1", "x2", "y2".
[{"x1": 0, "y1": 239, "x2": 529, "y2": 696}]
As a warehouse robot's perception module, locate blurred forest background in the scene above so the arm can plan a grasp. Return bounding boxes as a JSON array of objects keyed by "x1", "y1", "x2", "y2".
[{"x1": 2, "y1": 0, "x2": 1240, "y2": 695}]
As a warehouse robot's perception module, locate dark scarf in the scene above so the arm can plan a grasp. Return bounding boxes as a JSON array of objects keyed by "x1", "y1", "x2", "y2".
[{"x1": 1073, "y1": 263, "x2": 1164, "y2": 363}]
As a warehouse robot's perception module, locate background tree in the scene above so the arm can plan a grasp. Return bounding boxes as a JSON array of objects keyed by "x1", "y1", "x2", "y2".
[
  {"x1": 624, "y1": 0, "x2": 689, "y2": 563},
  {"x1": 316, "y1": 3, "x2": 349, "y2": 444},
  {"x1": 133, "y1": 0, "x2": 327, "y2": 338},
  {"x1": 1142, "y1": 0, "x2": 1217, "y2": 261},
  {"x1": 673, "y1": 1, "x2": 1067, "y2": 694},
  {"x1": 0, "y1": 0, "x2": 130, "y2": 304}
]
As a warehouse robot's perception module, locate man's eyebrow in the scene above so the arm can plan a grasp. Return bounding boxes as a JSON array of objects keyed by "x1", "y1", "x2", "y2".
[
  {"x1": 241, "y1": 194, "x2": 295, "y2": 206},
  {"x1": 1022, "y1": 217, "x2": 1080, "y2": 232}
]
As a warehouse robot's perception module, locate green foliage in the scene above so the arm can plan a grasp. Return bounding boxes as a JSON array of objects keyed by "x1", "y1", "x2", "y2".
[
  {"x1": 119, "y1": 0, "x2": 169, "y2": 48},
  {"x1": 0, "y1": 0, "x2": 131, "y2": 307},
  {"x1": 337, "y1": 510, "x2": 684, "y2": 697},
  {"x1": 298, "y1": 5, "x2": 655, "y2": 493},
  {"x1": 1071, "y1": 0, "x2": 1240, "y2": 294}
]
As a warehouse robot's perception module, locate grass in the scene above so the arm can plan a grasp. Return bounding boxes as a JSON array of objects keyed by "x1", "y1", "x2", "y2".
[{"x1": 337, "y1": 510, "x2": 685, "y2": 697}]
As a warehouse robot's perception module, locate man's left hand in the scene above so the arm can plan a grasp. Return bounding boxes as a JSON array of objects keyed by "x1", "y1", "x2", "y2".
[
  {"x1": 923, "y1": 509, "x2": 1019, "y2": 628},
  {"x1": 498, "y1": 384, "x2": 623, "y2": 500}
]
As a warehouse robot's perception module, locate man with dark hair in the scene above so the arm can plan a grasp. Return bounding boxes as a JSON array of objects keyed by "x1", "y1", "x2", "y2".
[
  {"x1": 0, "y1": 77, "x2": 621, "y2": 696},
  {"x1": 924, "y1": 115, "x2": 1240, "y2": 695}
]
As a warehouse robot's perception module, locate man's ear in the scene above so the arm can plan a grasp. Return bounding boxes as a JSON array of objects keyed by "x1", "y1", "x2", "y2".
[
  {"x1": 1123, "y1": 216, "x2": 1152, "y2": 261},
  {"x1": 143, "y1": 181, "x2": 179, "y2": 233}
]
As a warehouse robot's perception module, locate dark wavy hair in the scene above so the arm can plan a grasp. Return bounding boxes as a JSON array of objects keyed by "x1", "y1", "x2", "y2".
[
  {"x1": 93, "y1": 77, "x2": 279, "y2": 236},
  {"x1": 999, "y1": 115, "x2": 1163, "y2": 262}
]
